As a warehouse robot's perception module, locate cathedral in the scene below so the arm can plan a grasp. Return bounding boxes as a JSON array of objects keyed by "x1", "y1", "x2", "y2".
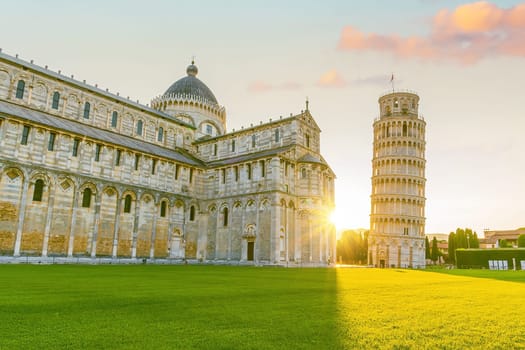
[{"x1": 0, "y1": 51, "x2": 336, "y2": 266}]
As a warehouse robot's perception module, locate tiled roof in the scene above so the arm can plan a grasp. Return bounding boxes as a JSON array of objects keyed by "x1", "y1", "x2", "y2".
[
  {"x1": 0, "y1": 51, "x2": 194, "y2": 129},
  {"x1": 0, "y1": 100, "x2": 204, "y2": 167},
  {"x1": 206, "y1": 145, "x2": 294, "y2": 167}
]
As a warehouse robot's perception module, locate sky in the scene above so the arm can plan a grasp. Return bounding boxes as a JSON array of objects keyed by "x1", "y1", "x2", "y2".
[{"x1": 1, "y1": 0, "x2": 524, "y2": 237}]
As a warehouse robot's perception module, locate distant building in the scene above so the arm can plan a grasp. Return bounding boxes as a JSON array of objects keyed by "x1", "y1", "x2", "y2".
[
  {"x1": 482, "y1": 228, "x2": 525, "y2": 248},
  {"x1": 368, "y1": 91, "x2": 426, "y2": 268}
]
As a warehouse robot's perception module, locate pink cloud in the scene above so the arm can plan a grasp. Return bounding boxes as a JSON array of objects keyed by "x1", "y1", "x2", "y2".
[
  {"x1": 247, "y1": 81, "x2": 301, "y2": 93},
  {"x1": 317, "y1": 69, "x2": 347, "y2": 88},
  {"x1": 338, "y1": 1, "x2": 525, "y2": 64}
]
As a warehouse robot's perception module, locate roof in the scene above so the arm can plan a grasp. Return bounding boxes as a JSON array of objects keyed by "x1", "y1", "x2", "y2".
[
  {"x1": 0, "y1": 51, "x2": 194, "y2": 129},
  {"x1": 0, "y1": 100, "x2": 204, "y2": 167},
  {"x1": 207, "y1": 145, "x2": 294, "y2": 168},
  {"x1": 163, "y1": 63, "x2": 218, "y2": 105},
  {"x1": 297, "y1": 153, "x2": 327, "y2": 166}
]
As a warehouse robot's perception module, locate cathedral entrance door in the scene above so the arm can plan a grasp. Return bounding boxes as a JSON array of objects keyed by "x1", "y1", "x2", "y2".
[
  {"x1": 379, "y1": 259, "x2": 385, "y2": 268},
  {"x1": 247, "y1": 242, "x2": 254, "y2": 261}
]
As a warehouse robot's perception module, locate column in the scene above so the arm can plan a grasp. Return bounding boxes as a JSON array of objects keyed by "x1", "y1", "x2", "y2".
[
  {"x1": 149, "y1": 202, "x2": 159, "y2": 259},
  {"x1": 13, "y1": 178, "x2": 30, "y2": 256},
  {"x1": 67, "y1": 188, "x2": 79, "y2": 257},
  {"x1": 90, "y1": 191, "x2": 102, "y2": 258},
  {"x1": 270, "y1": 200, "x2": 280, "y2": 263},
  {"x1": 41, "y1": 182, "x2": 57, "y2": 257},
  {"x1": 111, "y1": 194, "x2": 122, "y2": 258},
  {"x1": 131, "y1": 196, "x2": 141, "y2": 259},
  {"x1": 254, "y1": 197, "x2": 260, "y2": 263}
]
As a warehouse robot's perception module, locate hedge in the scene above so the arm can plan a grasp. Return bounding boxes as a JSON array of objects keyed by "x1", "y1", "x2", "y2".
[{"x1": 455, "y1": 248, "x2": 525, "y2": 269}]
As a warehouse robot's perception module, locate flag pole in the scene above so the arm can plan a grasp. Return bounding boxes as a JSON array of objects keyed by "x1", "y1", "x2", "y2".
[{"x1": 390, "y1": 73, "x2": 394, "y2": 93}]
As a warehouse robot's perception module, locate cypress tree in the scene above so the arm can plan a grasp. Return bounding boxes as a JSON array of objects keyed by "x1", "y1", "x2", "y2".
[
  {"x1": 431, "y1": 237, "x2": 439, "y2": 263},
  {"x1": 448, "y1": 232, "x2": 456, "y2": 264}
]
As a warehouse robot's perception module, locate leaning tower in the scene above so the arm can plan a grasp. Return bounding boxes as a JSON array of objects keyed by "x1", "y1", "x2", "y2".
[{"x1": 368, "y1": 91, "x2": 426, "y2": 268}]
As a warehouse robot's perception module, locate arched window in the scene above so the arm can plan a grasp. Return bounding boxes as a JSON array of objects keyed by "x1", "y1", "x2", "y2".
[
  {"x1": 82, "y1": 188, "x2": 92, "y2": 208},
  {"x1": 305, "y1": 134, "x2": 310, "y2": 148},
  {"x1": 83, "y1": 102, "x2": 90, "y2": 119},
  {"x1": 33, "y1": 179, "x2": 44, "y2": 201},
  {"x1": 158, "y1": 127, "x2": 164, "y2": 142},
  {"x1": 136, "y1": 120, "x2": 143, "y2": 135},
  {"x1": 301, "y1": 167, "x2": 307, "y2": 179},
  {"x1": 15, "y1": 80, "x2": 25, "y2": 99},
  {"x1": 231, "y1": 140, "x2": 236, "y2": 152},
  {"x1": 111, "y1": 111, "x2": 118, "y2": 128},
  {"x1": 51, "y1": 92, "x2": 60, "y2": 109},
  {"x1": 123, "y1": 195, "x2": 132, "y2": 213},
  {"x1": 189, "y1": 205, "x2": 196, "y2": 221},
  {"x1": 275, "y1": 128, "x2": 280, "y2": 142},
  {"x1": 160, "y1": 201, "x2": 167, "y2": 217},
  {"x1": 251, "y1": 134, "x2": 256, "y2": 148},
  {"x1": 206, "y1": 124, "x2": 213, "y2": 135},
  {"x1": 223, "y1": 207, "x2": 229, "y2": 226},
  {"x1": 394, "y1": 99, "x2": 399, "y2": 108},
  {"x1": 403, "y1": 123, "x2": 407, "y2": 137}
]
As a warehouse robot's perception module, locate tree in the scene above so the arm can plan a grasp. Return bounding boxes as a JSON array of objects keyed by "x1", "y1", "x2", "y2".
[
  {"x1": 499, "y1": 239, "x2": 509, "y2": 248},
  {"x1": 431, "y1": 237, "x2": 439, "y2": 263},
  {"x1": 336, "y1": 230, "x2": 369, "y2": 264},
  {"x1": 425, "y1": 236, "x2": 431, "y2": 260},
  {"x1": 448, "y1": 232, "x2": 456, "y2": 264},
  {"x1": 518, "y1": 234, "x2": 525, "y2": 248},
  {"x1": 470, "y1": 232, "x2": 480, "y2": 248}
]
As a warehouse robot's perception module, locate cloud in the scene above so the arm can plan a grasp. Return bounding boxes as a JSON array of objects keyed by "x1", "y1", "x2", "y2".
[
  {"x1": 247, "y1": 81, "x2": 301, "y2": 93},
  {"x1": 317, "y1": 69, "x2": 347, "y2": 87},
  {"x1": 352, "y1": 74, "x2": 401, "y2": 86},
  {"x1": 338, "y1": 1, "x2": 525, "y2": 64}
]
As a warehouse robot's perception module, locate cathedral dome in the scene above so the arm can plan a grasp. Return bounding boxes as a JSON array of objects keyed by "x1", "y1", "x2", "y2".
[{"x1": 163, "y1": 62, "x2": 218, "y2": 105}]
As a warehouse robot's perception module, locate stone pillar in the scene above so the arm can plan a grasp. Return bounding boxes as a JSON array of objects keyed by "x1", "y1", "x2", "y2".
[
  {"x1": 240, "y1": 204, "x2": 246, "y2": 261},
  {"x1": 131, "y1": 196, "x2": 141, "y2": 259},
  {"x1": 13, "y1": 178, "x2": 30, "y2": 257},
  {"x1": 149, "y1": 202, "x2": 159, "y2": 259},
  {"x1": 67, "y1": 188, "x2": 79, "y2": 257},
  {"x1": 41, "y1": 182, "x2": 56, "y2": 257},
  {"x1": 111, "y1": 194, "x2": 122, "y2": 258},
  {"x1": 397, "y1": 245, "x2": 402, "y2": 268},
  {"x1": 90, "y1": 191, "x2": 102, "y2": 258},
  {"x1": 270, "y1": 200, "x2": 280, "y2": 263},
  {"x1": 285, "y1": 204, "x2": 289, "y2": 263},
  {"x1": 255, "y1": 198, "x2": 260, "y2": 263},
  {"x1": 294, "y1": 212, "x2": 301, "y2": 262}
]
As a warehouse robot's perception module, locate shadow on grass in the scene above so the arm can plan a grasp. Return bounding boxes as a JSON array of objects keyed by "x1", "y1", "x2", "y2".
[{"x1": 0, "y1": 265, "x2": 339, "y2": 350}]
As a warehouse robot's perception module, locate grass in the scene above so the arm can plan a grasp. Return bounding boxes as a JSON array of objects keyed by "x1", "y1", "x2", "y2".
[{"x1": 0, "y1": 265, "x2": 524, "y2": 349}]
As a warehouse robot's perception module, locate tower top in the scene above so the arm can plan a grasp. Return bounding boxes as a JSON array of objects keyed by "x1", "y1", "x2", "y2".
[{"x1": 378, "y1": 90, "x2": 419, "y2": 119}]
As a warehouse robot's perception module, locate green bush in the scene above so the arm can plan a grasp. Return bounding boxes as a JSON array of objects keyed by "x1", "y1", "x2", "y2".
[{"x1": 456, "y1": 249, "x2": 525, "y2": 269}]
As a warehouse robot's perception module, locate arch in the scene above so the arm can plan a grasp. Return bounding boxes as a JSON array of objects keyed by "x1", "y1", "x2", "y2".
[
  {"x1": 122, "y1": 191, "x2": 137, "y2": 213},
  {"x1": 32, "y1": 179, "x2": 45, "y2": 201},
  {"x1": 82, "y1": 188, "x2": 93, "y2": 208}
]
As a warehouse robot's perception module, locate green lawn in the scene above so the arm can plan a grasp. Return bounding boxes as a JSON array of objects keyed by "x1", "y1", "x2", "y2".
[{"x1": 0, "y1": 265, "x2": 524, "y2": 349}]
